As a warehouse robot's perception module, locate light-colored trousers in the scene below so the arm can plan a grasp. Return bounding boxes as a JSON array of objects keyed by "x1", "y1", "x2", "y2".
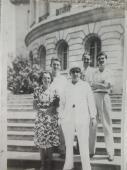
[
  {"x1": 61, "y1": 118, "x2": 91, "y2": 170},
  {"x1": 89, "y1": 93, "x2": 114, "y2": 156}
]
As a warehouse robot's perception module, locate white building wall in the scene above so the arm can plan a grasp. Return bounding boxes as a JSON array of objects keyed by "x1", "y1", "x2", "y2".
[
  {"x1": 29, "y1": 17, "x2": 124, "y2": 93},
  {"x1": 15, "y1": 3, "x2": 29, "y2": 58}
]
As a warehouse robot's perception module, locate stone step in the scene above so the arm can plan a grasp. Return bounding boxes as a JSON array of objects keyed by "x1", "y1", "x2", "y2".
[
  {"x1": 8, "y1": 107, "x2": 122, "y2": 112},
  {"x1": 7, "y1": 151, "x2": 121, "y2": 166},
  {"x1": 7, "y1": 131, "x2": 121, "y2": 143},
  {"x1": 8, "y1": 119, "x2": 35, "y2": 124},
  {"x1": 112, "y1": 108, "x2": 122, "y2": 112},
  {"x1": 7, "y1": 118, "x2": 121, "y2": 126},
  {"x1": 7, "y1": 131, "x2": 34, "y2": 141},
  {"x1": 96, "y1": 132, "x2": 121, "y2": 143},
  {"x1": 8, "y1": 99, "x2": 122, "y2": 107},
  {"x1": 8, "y1": 97, "x2": 122, "y2": 103},
  {"x1": 7, "y1": 140, "x2": 121, "y2": 156},
  {"x1": 7, "y1": 153, "x2": 121, "y2": 170},
  {"x1": 111, "y1": 99, "x2": 122, "y2": 103},
  {"x1": 7, "y1": 103, "x2": 122, "y2": 109},
  {"x1": 7, "y1": 123, "x2": 34, "y2": 132},
  {"x1": 8, "y1": 103, "x2": 33, "y2": 108},
  {"x1": 7, "y1": 94, "x2": 122, "y2": 103},
  {"x1": 95, "y1": 143, "x2": 121, "y2": 156},
  {"x1": 97, "y1": 124, "x2": 121, "y2": 133},
  {"x1": 7, "y1": 108, "x2": 34, "y2": 112},
  {"x1": 112, "y1": 103, "x2": 122, "y2": 107},
  {"x1": 7, "y1": 121, "x2": 121, "y2": 133},
  {"x1": 8, "y1": 94, "x2": 33, "y2": 99},
  {"x1": 8, "y1": 139, "x2": 121, "y2": 149},
  {"x1": 7, "y1": 111, "x2": 36, "y2": 119},
  {"x1": 7, "y1": 122, "x2": 121, "y2": 129},
  {"x1": 7, "y1": 111, "x2": 122, "y2": 121}
]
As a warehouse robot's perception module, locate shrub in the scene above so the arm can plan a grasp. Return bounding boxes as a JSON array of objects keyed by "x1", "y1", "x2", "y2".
[{"x1": 7, "y1": 56, "x2": 42, "y2": 94}]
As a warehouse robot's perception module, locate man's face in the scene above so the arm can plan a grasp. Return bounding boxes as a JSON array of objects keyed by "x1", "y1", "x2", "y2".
[
  {"x1": 70, "y1": 67, "x2": 81, "y2": 83},
  {"x1": 98, "y1": 55, "x2": 107, "y2": 70},
  {"x1": 51, "y1": 60, "x2": 61, "y2": 73},
  {"x1": 83, "y1": 55, "x2": 90, "y2": 67}
]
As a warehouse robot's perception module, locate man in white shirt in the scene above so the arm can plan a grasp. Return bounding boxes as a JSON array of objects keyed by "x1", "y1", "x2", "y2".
[
  {"x1": 50, "y1": 57, "x2": 67, "y2": 157},
  {"x1": 91, "y1": 52, "x2": 114, "y2": 161},
  {"x1": 81, "y1": 53, "x2": 97, "y2": 158},
  {"x1": 59, "y1": 63, "x2": 97, "y2": 170},
  {"x1": 81, "y1": 53, "x2": 95, "y2": 84}
]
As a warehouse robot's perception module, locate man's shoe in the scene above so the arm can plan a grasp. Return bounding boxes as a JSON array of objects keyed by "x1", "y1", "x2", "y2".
[{"x1": 107, "y1": 155, "x2": 114, "y2": 161}]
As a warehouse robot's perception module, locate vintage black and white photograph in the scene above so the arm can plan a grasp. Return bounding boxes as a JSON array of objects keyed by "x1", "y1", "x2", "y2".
[{"x1": 0, "y1": 0, "x2": 127, "y2": 170}]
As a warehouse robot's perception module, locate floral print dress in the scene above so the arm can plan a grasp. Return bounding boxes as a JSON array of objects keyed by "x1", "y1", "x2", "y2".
[{"x1": 33, "y1": 86, "x2": 60, "y2": 148}]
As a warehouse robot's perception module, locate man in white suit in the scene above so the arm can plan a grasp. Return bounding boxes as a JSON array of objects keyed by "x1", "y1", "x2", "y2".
[{"x1": 59, "y1": 63, "x2": 97, "y2": 170}]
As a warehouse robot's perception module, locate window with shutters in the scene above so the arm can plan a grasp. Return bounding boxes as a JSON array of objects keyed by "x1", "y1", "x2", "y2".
[
  {"x1": 29, "y1": 51, "x2": 33, "y2": 67},
  {"x1": 84, "y1": 34, "x2": 101, "y2": 67},
  {"x1": 38, "y1": 45, "x2": 46, "y2": 70},
  {"x1": 57, "y1": 40, "x2": 68, "y2": 70}
]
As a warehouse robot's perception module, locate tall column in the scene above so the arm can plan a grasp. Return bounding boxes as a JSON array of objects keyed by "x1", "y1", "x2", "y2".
[
  {"x1": 0, "y1": 0, "x2": 7, "y2": 169},
  {"x1": 35, "y1": 0, "x2": 40, "y2": 23},
  {"x1": 29, "y1": 0, "x2": 36, "y2": 26},
  {"x1": 38, "y1": 0, "x2": 49, "y2": 22}
]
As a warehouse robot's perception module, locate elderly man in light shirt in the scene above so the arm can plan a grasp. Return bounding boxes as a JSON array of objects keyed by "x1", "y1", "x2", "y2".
[
  {"x1": 81, "y1": 53, "x2": 97, "y2": 158},
  {"x1": 50, "y1": 57, "x2": 67, "y2": 157},
  {"x1": 91, "y1": 51, "x2": 114, "y2": 161},
  {"x1": 59, "y1": 63, "x2": 97, "y2": 170}
]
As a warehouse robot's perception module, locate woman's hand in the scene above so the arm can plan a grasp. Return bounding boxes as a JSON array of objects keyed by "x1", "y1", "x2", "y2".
[{"x1": 58, "y1": 118, "x2": 61, "y2": 126}]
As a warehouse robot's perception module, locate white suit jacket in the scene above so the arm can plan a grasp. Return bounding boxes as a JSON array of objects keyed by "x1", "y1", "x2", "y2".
[{"x1": 59, "y1": 80, "x2": 97, "y2": 124}]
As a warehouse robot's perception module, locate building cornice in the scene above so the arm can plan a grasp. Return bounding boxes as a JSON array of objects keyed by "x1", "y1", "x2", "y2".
[
  {"x1": 10, "y1": 0, "x2": 29, "y2": 5},
  {"x1": 25, "y1": 8, "x2": 124, "y2": 47}
]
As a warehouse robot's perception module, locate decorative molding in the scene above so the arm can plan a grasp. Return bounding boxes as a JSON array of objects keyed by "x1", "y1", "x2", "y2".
[
  {"x1": 25, "y1": 8, "x2": 124, "y2": 47},
  {"x1": 10, "y1": 0, "x2": 29, "y2": 5}
]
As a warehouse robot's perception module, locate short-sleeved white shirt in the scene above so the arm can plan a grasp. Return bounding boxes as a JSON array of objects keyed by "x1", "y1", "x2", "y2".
[
  {"x1": 82, "y1": 66, "x2": 96, "y2": 84},
  {"x1": 93, "y1": 68, "x2": 112, "y2": 84},
  {"x1": 93, "y1": 67, "x2": 112, "y2": 93}
]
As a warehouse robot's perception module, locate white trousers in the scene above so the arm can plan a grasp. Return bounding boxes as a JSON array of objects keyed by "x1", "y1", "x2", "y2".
[
  {"x1": 89, "y1": 119, "x2": 97, "y2": 155},
  {"x1": 89, "y1": 93, "x2": 114, "y2": 156},
  {"x1": 61, "y1": 118, "x2": 91, "y2": 170}
]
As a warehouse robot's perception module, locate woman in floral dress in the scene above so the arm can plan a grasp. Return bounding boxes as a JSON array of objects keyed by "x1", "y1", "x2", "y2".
[{"x1": 33, "y1": 71, "x2": 60, "y2": 170}]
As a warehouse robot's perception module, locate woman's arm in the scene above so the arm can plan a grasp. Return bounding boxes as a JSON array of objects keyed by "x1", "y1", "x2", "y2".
[{"x1": 33, "y1": 87, "x2": 39, "y2": 110}]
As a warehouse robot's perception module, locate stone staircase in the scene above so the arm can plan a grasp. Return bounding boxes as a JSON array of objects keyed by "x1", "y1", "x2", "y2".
[{"x1": 7, "y1": 93, "x2": 123, "y2": 170}]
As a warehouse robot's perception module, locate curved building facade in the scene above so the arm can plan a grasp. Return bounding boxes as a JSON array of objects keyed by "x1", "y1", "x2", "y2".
[{"x1": 25, "y1": 1, "x2": 125, "y2": 93}]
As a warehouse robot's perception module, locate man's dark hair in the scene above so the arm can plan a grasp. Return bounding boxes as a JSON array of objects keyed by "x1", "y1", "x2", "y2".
[
  {"x1": 97, "y1": 51, "x2": 107, "y2": 60},
  {"x1": 82, "y1": 52, "x2": 90, "y2": 61},
  {"x1": 50, "y1": 57, "x2": 61, "y2": 66}
]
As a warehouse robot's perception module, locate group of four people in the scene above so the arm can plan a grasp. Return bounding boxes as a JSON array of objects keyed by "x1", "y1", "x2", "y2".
[{"x1": 33, "y1": 51, "x2": 114, "y2": 170}]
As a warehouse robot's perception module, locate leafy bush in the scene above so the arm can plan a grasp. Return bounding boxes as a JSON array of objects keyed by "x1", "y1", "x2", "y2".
[{"x1": 7, "y1": 56, "x2": 42, "y2": 94}]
